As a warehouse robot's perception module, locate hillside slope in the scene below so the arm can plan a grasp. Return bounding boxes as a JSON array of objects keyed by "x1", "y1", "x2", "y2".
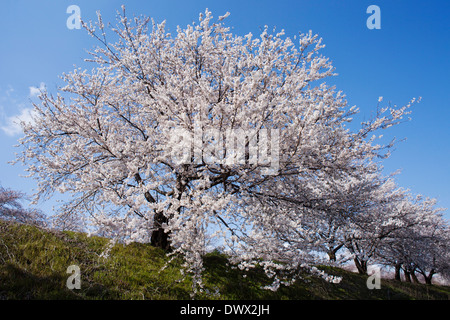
[{"x1": 0, "y1": 220, "x2": 449, "y2": 300}]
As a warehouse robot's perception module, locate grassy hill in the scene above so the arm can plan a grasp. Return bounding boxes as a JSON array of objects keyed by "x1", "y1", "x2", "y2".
[{"x1": 0, "y1": 220, "x2": 449, "y2": 300}]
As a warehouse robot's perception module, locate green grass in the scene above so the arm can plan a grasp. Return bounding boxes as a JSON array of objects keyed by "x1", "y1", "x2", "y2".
[{"x1": 0, "y1": 220, "x2": 449, "y2": 300}]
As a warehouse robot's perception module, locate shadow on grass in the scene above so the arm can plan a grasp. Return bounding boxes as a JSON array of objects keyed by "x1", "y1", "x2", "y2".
[
  {"x1": 202, "y1": 255, "x2": 450, "y2": 300},
  {"x1": 0, "y1": 263, "x2": 120, "y2": 300}
]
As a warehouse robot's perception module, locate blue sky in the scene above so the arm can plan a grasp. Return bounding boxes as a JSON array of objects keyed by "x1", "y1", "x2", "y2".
[{"x1": 1, "y1": 0, "x2": 449, "y2": 219}]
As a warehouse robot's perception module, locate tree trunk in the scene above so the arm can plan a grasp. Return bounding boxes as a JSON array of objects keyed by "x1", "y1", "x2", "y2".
[
  {"x1": 353, "y1": 258, "x2": 368, "y2": 275},
  {"x1": 134, "y1": 173, "x2": 171, "y2": 250},
  {"x1": 404, "y1": 270, "x2": 411, "y2": 283},
  {"x1": 411, "y1": 270, "x2": 420, "y2": 284},
  {"x1": 327, "y1": 244, "x2": 343, "y2": 262},
  {"x1": 150, "y1": 211, "x2": 171, "y2": 251},
  {"x1": 394, "y1": 263, "x2": 402, "y2": 281},
  {"x1": 327, "y1": 250, "x2": 337, "y2": 262},
  {"x1": 150, "y1": 171, "x2": 189, "y2": 251},
  {"x1": 424, "y1": 270, "x2": 435, "y2": 285}
]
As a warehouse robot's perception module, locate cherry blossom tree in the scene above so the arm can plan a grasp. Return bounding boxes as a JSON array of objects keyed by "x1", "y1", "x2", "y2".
[
  {"x1": 377, "y1": 200, "x2": 449, "y2": 284},
  {"x1": 341, "y1": 177, "x2": 411, "y2": 274},
  {"x1": 15, "y1": 8, "x2": 418, "y2": 288},
  {"x1": 412, "y1": 218, "x2": 450, "y2": 284},
  {"x1": 0, "y1": 185, "x2": 47, "y2": 227}
]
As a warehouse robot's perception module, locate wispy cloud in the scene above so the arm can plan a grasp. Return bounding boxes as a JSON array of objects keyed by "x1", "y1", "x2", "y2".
[
  {"x1": 1, "y1": 108, "x2": 35, "y2": 136},
  {"x1": 29, "y1": 82, "x2": 46, "y2": 97},
  {"x1": 0, "y1": 84, "x2": 39, "y2": 137},
  {"x1": 5, "y1": 85, "x2": 14, "y2": 97}
]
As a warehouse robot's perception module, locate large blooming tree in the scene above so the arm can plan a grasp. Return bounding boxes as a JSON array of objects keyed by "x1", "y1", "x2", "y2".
[{"x1": 16, "y1": 8, "x2": 417, "y2": 288}]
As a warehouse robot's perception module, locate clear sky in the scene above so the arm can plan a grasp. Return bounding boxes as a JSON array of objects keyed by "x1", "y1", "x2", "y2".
[{"x1": 1, "y1": 0, "x2": 449, "y2": 220}]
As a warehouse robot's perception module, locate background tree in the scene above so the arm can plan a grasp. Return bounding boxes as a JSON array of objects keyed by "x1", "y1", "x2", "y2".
[
  {"x1": 0, "y1": 185, "x2": 47, "y2": 227},
  {"x1": 375, "y1": 195, "x2": 448, "y2": 283}
]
